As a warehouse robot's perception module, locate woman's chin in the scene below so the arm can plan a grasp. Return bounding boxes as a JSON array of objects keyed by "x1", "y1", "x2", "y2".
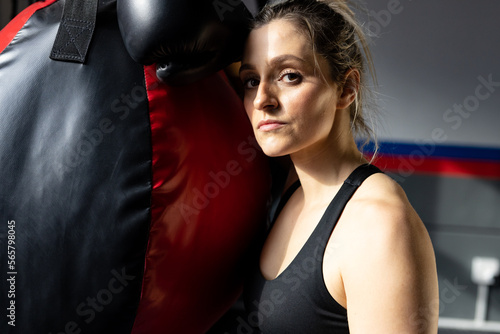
[{"x1": 261, "y1": 147, "x2": 289, "y2": 158}]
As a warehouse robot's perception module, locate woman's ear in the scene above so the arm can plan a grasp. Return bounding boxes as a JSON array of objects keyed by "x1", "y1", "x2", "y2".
[{"x1": 337, "y1": 69, "x2": 360, "y2": 109}]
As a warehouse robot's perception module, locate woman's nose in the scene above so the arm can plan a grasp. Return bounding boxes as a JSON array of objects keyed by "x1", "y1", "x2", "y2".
[{"x1": 253, "y1": 82, "x2": 278, "y2": 111}]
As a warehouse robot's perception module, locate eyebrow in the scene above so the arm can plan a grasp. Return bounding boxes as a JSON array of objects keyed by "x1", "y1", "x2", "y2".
[{"x1": 239, "y1": 54, "x2": 308, "y2": 74}]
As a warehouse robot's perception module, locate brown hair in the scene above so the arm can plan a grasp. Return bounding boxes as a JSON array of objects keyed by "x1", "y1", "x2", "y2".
[{"x1": 253, "y1": 0, "x2": 378, "y2": 155}]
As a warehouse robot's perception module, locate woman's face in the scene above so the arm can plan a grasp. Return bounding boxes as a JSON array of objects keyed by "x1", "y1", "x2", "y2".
[{"x1": 239, "y1": 19, "x2": 341, "y2": 158}]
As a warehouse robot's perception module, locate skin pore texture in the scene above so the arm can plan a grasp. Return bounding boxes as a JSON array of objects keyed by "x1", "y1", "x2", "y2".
[{"x1": 239, "y1": 19, "x2": 439, "y2": 333}]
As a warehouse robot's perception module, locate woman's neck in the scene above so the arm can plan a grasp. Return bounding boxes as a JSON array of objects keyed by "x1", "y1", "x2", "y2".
[{"x1": 290, "y1": 129, "x2": 367, "y2": 207}]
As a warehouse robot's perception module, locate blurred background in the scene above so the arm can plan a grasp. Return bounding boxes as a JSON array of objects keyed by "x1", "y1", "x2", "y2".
[
  {"x1": 2, "y1": 0, "x2": 499, "y2": 333},
  {"x1": 1, "y1": 0, "x2": 34, "y2": 28},
  {"x1": 356, "y1": 1, "x2": 500, "y2": 333}
]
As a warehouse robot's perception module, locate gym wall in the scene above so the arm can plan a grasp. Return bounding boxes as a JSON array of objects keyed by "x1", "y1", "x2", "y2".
[{"x1": 363, "y1": 0, "x2": 500, "y2": 328}]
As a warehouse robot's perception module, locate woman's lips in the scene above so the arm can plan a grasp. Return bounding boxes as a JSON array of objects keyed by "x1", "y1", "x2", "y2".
[{"x1": 257, "y1": 120, "x2": 286, "y2": 132}]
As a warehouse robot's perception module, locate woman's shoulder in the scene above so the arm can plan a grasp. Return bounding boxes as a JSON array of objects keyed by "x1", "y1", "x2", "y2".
[
  {"x1": 341, "y1": 171, "x2": 428, "y2": 245},
  {"x1": 337, "y1": 170, "x2": 437, "y2": 285},
  {"x1": 336, "y1": 171, "x2": 439, "y2": 333}
]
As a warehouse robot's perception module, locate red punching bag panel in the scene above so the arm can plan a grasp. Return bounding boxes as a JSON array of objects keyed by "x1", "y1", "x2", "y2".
[{"x1": 131, "y1": 66, "x2": 270, "y2": 334}]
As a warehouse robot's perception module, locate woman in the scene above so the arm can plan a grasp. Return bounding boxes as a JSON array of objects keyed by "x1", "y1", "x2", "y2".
[{"x1": 238, "y1": 0, "x2": 439, "y2": 333}]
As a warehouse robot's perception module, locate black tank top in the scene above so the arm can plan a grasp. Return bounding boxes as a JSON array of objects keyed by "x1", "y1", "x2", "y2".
[{"x1": 243, "y1": 164, "x2": 382, "y2": 333}]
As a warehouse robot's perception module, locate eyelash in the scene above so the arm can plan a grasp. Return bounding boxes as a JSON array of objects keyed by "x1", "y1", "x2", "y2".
[
  {"x1": 241, "y1": 70, "x2": 302, "y2": 89},
  {"x1": 242, "y1": 76, "x2": 260, "y2": 89},
  {"x1": 278, "y1": 70, "x2": 302, "y2": 84}
]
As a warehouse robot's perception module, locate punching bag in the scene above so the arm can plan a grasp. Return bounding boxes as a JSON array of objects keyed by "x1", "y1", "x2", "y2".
[{"x1": 0, "y1": 0, "x2": 270, "y2": 333}]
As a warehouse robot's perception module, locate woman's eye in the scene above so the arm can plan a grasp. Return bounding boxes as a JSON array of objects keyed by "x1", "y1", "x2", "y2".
[
  {"x1": 280, "y1": 72, "x2": 302, "y2": 84},
  {"x1": 242, "y1": 77, "x2": 259, "y2": 89}
]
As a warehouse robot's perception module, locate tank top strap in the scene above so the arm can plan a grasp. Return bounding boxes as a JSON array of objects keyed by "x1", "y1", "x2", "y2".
[
  {"x1": 311, "y1": 163, "x2": 383, "y2": 248},
  {"x1": 345, "y1": 163, "x2": 382, "y2": 187},
  {"x1": 270, "y1": 178, "x2": 301, "y2": 224}
]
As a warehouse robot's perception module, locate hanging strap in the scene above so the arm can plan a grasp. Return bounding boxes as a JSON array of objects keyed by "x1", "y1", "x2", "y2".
[{"x1": 50, "y1": 0, "x2": 99, "y2": 63}]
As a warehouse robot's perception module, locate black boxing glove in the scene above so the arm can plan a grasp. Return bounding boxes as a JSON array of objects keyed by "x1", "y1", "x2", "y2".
[{"x1": 117, "y1": 0, "x2": 252, "y2": 85}]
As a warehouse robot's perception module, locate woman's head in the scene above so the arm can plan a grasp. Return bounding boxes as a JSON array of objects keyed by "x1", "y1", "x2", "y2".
[{"x1": 242, "y1": 0, "x2": 377, "y2": 156}]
